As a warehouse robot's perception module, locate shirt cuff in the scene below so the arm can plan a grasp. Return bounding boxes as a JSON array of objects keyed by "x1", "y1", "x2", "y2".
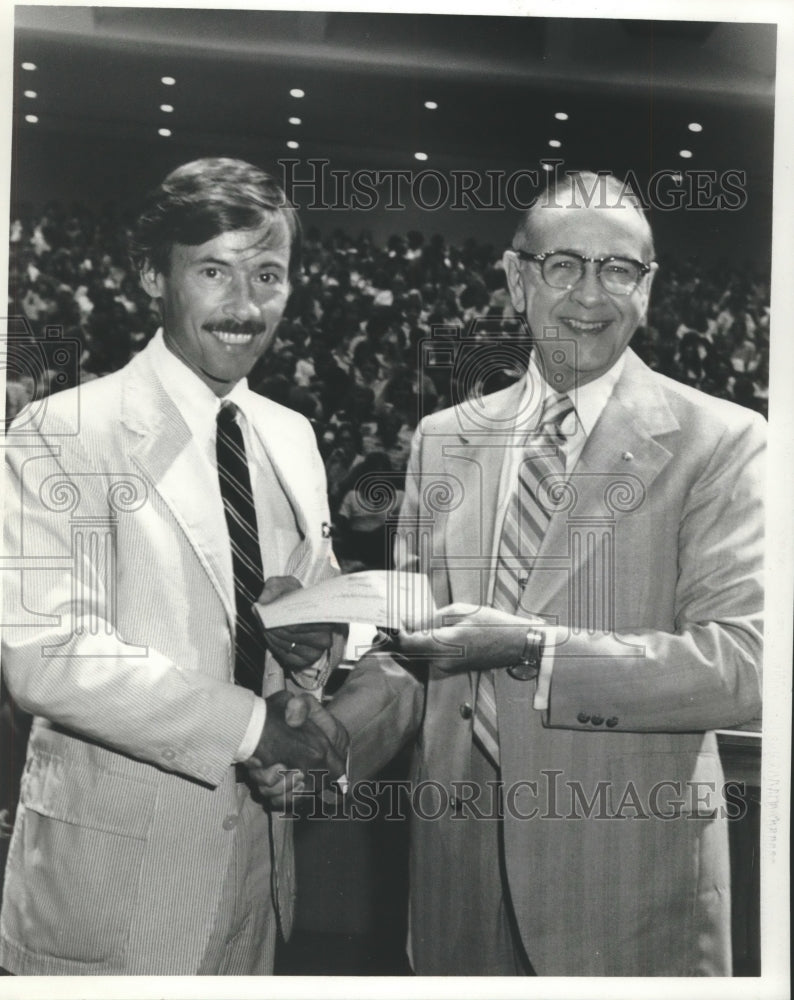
[
  {"x1": 532, "y1": 633, "x2": 555, "y2": 711},
  {"x1": 235, "y1": 696, "x2": 267, "y2": 762},
  {"x1": 336, "y1": 747, "x2": 352, "y2": 795}
]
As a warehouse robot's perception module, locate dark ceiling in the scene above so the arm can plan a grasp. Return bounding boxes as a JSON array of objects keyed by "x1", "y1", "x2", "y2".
[{"x1": 12, "y1": 8, "x2": 776, "y2": 181}]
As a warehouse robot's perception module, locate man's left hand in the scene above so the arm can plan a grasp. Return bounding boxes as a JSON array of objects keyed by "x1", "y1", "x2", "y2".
[
  {"x1": 244, "y1": 762, "x2": 306, "y2": 811},
  {"x1": 257, "y1": 575, "x2": 336, "y2": 672}
]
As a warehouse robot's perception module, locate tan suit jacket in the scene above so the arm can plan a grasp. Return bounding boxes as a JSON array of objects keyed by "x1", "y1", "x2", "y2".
[
  {"x1": 399, "y1": 350, "x2": 764, "y2": 975},
  {"x1": 0, "y1": 338, "x2": 420, "y2": 974}
]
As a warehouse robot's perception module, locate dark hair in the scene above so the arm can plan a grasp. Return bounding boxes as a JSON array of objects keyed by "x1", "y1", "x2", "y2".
[{"x1": 128, "y1": 158, "x2": 302, "y2": 277}]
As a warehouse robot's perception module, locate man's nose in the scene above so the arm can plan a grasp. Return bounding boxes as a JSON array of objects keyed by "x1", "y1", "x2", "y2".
[
  {"x1": 223, "y1": 275, "x2": 262, "y2": 321},
  {"x1": 570, "y1": 263, "x2": 608, "y2": 307}
]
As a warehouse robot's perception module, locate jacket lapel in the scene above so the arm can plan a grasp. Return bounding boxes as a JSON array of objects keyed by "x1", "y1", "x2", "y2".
[
  {"x1": 247, "y1": 406, "x2": 317, "y2": 582},
  {"x1": 120, "y1": 348, "x2": 235, "y2": 625},
  {"x1": 522, "y1": 351, "x2": 679, "y2": 616},
  {"x1": 445, "y1": 380, "x2": 528, "y2": 604}
]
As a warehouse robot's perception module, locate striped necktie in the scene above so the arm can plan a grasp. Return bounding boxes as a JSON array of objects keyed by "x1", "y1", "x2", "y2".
[
  {"x1": 472, "y1": 391, "x2": 575, "y2": 768},
  {"x1": 216, "y1": 401, "x2": 267, "y2": 694}
]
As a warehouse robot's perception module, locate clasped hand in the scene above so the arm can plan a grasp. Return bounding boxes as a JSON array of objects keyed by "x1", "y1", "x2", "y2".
[
  {"x1": 246, "y1": 575, "x2": 349, "y2": 807},
  {"x1": 244, "y1": 690, "x2": 349, "y2": 808},
  {"x1": 388, "y1": 603, "x2": 545, "y2": 674}
]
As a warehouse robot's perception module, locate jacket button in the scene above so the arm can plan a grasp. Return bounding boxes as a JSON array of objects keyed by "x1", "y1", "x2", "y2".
[
  {"x1": 222, "y1": 814, "x2": 238, "y2": 831},
  {"x1": 577, "y1": 712, "x2": 590, "y2": 724},
  {"x1": 591, "y1": 715, "x2": 604, "y2": 726},
  {"x1": 606, "y1": 717, "x2": 619, "y2": 728},
  {"x1": 162, "y1": 748, "x2": 176, "y2": 761},
  {"x1": 459, "y1": 702, "x2": 473, "y2": 720}
]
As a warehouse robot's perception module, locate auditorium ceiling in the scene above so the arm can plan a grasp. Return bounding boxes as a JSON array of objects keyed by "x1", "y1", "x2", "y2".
[{"x1": 11, "y1": 8, "x2": 776, "y2": 183}]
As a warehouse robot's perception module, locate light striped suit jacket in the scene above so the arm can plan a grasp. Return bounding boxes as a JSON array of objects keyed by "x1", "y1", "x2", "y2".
[
  {"x1": 399, "y1": 350, "x2": 764, "y2": 975},
  {"x1": 0, "y1": 338, "x2": 421, "y2": 974}
]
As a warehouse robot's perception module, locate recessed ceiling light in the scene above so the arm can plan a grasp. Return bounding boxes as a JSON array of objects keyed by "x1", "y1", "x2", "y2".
[
  {"x1": 548, "y1": 139, "x2": 562, "y2": 148},
  {"x1": 25, "y1": 114, "x2": 38, "y2": 124},
  {"x1": 290, "y1": 88, "x2": 305, "y2": 98},
  {"x1": 679, "y1": 149, "x2": 693, "y2": 159},
  {"x1": 542, "y1": 162, "x2": 555, "y2": 172},
  {"x1": 24, "y1": 90, "x2": 37, "y2": 99},
  {"x1": 158, "y1": 127, "x2": 172, "y2": 137},
  {"x1": 688, "y1": 122, "x2": 703, "y2": 133},
  {"x1": 160, "y1": 104, "x2": 174, "y2": 113},
  {"x1": 288, "y1": 116, "x2": 302, "y2": 125},
  {"x1": 414, "y1": 152, "x2": 428, "y2": 161},
  {"x1": 424, "y1": 101, "x2": 438, "y2": 110},
  {"x1": 554, "y1": 112, "x2": 568, "y2": 121},
  {"x1": 161, "y1": 76, "x2": 176, "y2": 86},
  {"x1": 21, "y1": 62, "x2": 36, "y2": 72},
  {"x1": 286, "y1": 140, "x2": 299, "y2": 149}
]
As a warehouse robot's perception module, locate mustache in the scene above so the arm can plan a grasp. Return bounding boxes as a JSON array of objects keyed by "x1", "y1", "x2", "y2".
[{"x1": 202, "y1": 321, "x2": 269, "y2": 336}]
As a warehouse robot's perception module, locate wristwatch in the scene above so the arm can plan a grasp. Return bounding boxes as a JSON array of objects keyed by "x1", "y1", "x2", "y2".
[{"x1": 507, "y1": 628, "x2": 545, "y2": 681}]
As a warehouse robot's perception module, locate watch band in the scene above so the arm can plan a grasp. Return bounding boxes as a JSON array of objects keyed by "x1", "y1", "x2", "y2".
[{"x1": 507, "y1": 628, "x2": 545, "y2": 681}]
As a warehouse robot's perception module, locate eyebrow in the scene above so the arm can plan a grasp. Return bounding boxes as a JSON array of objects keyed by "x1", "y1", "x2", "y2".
[
  {"x1": 553, "y1": 248, "x2": 637, "y2": 257},
  {"x1": 192, "y1": 253, "x2": 286, "y2": 269}
]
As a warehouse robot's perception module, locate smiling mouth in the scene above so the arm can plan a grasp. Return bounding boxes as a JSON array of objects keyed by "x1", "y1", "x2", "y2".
[
  {"x1": 561, "y1": 317, "x2": 612, "y2": 333},
  {"x1": 204, "y1": 325, "x2": 267, "y2": 346},
  {"x1": 211, "y1": 331, "x2": 256, "y2": 345}
]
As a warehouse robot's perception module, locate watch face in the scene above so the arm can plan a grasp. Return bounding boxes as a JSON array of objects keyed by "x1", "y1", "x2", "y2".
[
  {"x1": 507, "y1": 629, "x2": 543, "y2": 681},
  {"x1": 507, "y1": 661, "x2": 540, "y2": 682}
]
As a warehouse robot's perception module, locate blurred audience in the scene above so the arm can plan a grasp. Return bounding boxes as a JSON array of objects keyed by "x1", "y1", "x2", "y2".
[{"x1": 6, "y1": 205, "x2": 771, "y2": 570}]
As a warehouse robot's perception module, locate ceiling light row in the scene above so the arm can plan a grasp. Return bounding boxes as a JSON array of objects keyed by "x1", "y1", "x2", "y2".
[
  {"x1": 16, "y1": 69, "x2": 708, "y2": 164},
  {"x1": 21, "y1": 60, "x2": 37, "y2": 121},
  {"x1": 158, "y1": 76, "x2": 175, "y2": 136}
]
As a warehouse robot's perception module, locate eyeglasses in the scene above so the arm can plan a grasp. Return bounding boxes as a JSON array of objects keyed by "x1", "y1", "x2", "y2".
[{"x1": 514, "y1": 249, "x2": 653, "y2": 297}]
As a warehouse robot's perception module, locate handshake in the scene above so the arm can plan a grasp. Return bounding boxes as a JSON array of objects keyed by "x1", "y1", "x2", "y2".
[{"x1": 243, "y1": 690, "x2": 349, "y2": 807}]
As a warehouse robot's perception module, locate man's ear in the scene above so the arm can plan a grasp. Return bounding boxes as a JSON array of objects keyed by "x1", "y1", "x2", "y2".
[
  {"x1": 139, "y1": 262, "x2": 164, "y2": 299},
  {"x1": 502, "y1": 249, "x2": 527, "y2": 314},
  {"x1": 638, "y1": 260, "x2": 658, "y2": 320}
]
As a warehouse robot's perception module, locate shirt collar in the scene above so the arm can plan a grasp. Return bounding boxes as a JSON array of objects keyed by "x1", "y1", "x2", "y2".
[
  {"x1": 150, "y1": 328, "x2": 253, "y2": 441},
  {"x1": 525, "y1": 349, "x2": 625, "y2": 438}
]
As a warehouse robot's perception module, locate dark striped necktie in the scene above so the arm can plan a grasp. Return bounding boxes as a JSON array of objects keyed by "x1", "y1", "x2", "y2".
[
  {"x1": 216, "y1": 401, "x2": 267, "y2": 694},
  {"x1": 472, "y1": 391, "x2": 575, "y2": 768}
]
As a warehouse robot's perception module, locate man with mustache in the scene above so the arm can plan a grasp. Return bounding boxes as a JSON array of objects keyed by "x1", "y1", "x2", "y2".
[
  {"x1": 0, "y1": 158, "x2": 420, "y2": 975},
  {"x1": 394, "y1": 171, "x2": 764, "y2": 975}
]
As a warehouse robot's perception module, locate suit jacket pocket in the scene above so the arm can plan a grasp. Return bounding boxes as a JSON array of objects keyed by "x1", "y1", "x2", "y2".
[{"x1": 3, "y1": 746, "x2": 157, "y2": 968}]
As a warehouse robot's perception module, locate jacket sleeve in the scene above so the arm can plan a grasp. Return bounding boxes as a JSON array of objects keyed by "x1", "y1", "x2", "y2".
[
  {"x1": 328, "y1": 651, "x2": 424, "y2": 783},
  {"x1": 2, "y1": 411, "x2": 255, "y2": 787},
  {"x1": 542, "y1": 411, "x2": 765, "y2": 732}
]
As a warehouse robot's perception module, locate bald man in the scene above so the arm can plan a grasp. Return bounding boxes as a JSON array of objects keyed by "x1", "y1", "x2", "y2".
[{"x1": 394, "y1": 172, "x2": 764, "y2": 975}]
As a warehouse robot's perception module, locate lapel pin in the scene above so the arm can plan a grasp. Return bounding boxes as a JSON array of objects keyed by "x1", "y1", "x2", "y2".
[
  {"x1": 621, "y1": 451, "x2": 633, "y2": 462},
  {"x1": 321, "y1": 522, "x2": 332, "y2": 538}
]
